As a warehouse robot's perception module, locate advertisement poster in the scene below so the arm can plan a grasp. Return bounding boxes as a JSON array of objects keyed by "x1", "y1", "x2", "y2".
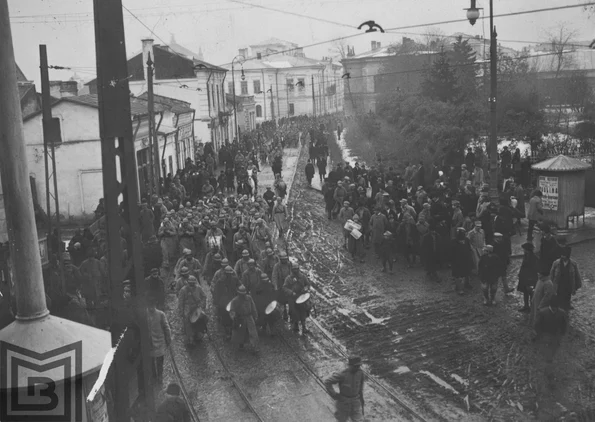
[{"x1": 539, "y1": 176, "x2": 559, "y2": 211}]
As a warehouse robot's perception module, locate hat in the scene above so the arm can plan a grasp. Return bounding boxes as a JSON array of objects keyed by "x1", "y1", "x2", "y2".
[
  {"x1": 400, "y1": 199, "x2": 407, "y2": 204},
  {"x1": 494, "y1": 232, "x2": 503, "y2": 238},
  {"x1": 383, "y1": 231, "x2": 392, "y2": 237},
  {"x1": 242, "y1": 250, "x2": 250, "y2": 257},
  {"x1": 343, "y1": 201, "x2": 350, "y2": 205},
  {"x1": 214, "y1": 253, "x2": 222, "y2": 261},
  {"x1": 348, "y1": 356, "x2": 362, "y2": 366},
  {"x1": 150, "y1": 267, "x2": 160, "y2": 274},
  {"x1": 423, "y1": 203, "x2": 430, "y2": 209},
  {"x1": 179, "y1": 267, "x2": 190, "y2": 275},
  {"x1": 166, "y1": 383, "x2": 181, "y2": 396},
  {"x1": 261, "y1": 273, "x2": 270, "y2": 281},
  {"x1": 560, "y1": 246, "x2": 571, "y2": 257},
  {"x1": 474, "y1": 221, "x2": 482, "y2": 227},
  {"x1": 291, "y1": 262, "x2": 299, "y2": 269},
  {"x1": 461, "y1": 164, "x2": 467, "y2": 168},
  {"x1": 417, "y1": 186, "x2": 423, "y2": 191},
  {"x1": 248, "y1": 258, "x2": 256, "y2": 265},
  {"x1": 279, "y1": 252, "x2": 288, "y2": 259},
  {"x1": 256, "y1": 218, "x2": 265, "y2": 224},
  {"x1": 266, "y1": 248, "x2": 274, "y2": 256},
  {"x1": 456, "y1": 227, "x2": 466, "y2": 233},
  {"x1": 452, "y1": 200, "x2": 460, "y2": 206},
  {"x1": 225, "y1": 266, "x2": 234, "y2": 274},
  {"x1": 237, "y1": 285, "x2": 247, "y2": 294},
  {"x1": 188, "y1": 276, "x2": 198, "y2": 285},
  {"x1": 521, "y1": 242, "x2": 534, "y2": 251},
  {"x1": 221, "y1": 258, "x2": 229, "y2": 266},
  {"x1": 484, "y1": 245, "x2": 493, "y2": 252},
  {"x1": 183, "y1": 248, "x2": 192, "y2": 256}
]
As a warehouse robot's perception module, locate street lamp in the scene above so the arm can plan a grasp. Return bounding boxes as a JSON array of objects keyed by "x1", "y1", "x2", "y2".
[
  {"x1": 231, "y1": 54, "x2": 245, "y2": 141},
  {"x1": 466, "y1": 0, "x2": 499, "y2": 203}
]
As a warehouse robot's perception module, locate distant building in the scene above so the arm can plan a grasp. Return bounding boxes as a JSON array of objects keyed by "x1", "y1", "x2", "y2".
[
  {"x1": 225, "y1": 93, "x2": 256, "y2": 138},
  {"x1": 226, "y1": 38, "x2": 343, "y2": 127},
  {"x1": 86, "y1": 36, "x2": 228, "y2": 151}
]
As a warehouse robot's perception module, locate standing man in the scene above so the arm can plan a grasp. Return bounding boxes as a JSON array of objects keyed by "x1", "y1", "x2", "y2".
[
  {"x1": 550, "y1": 246, "x2": 582, "y2": 311},
  {"x1": 478, "y1": 245, "x2": 504, "y2": 306},
  {"x1": 324, "y1": 356, "x2": 365, "y2": 422},
  {"x1": 283, "y1": 262, "x2": 311, "y2": 334},
  {"x1": 527, "y1": 190, "x2": 543, "y2": 242},
  {"x1": 146, "y1": 298, "x2": 171, "y2": 384},
  {"x1": 492, "y1": 233, "x2": 514, "y2": 294},
  {"x1": 178, "y1": 276, "x2": 207, "y2": 345},
  {"x1": 305, "y1": 159, "x2": 315, "y2": 187}
]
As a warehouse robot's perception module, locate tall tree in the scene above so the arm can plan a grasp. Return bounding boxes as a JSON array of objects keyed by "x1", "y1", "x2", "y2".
[
  {"x1": 421, "y1": 50, "x2": 459, "y2": 102},
  {"x1": 451, "y1": 36, "x2": 478, "y2": 103}
]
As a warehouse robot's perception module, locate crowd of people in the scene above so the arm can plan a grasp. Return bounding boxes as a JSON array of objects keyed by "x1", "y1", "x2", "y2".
[{"x1": 315, "y1": 129, "x2": 581, "y2": 346}]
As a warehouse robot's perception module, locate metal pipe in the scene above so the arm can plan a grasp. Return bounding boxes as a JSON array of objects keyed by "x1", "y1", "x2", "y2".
[
  {"x1": 489, "y1": 0, "x2": 499, "y2": 203},
  {"x1": 0, "y1": 0, "x2": 48, "y2": 320}
]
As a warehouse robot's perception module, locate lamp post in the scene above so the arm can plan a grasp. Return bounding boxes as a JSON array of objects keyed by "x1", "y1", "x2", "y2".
[
  {"x1": 466, "y1": 0, "x2": 498, "y2": 203},
  {"x1": 231, "y1": 55, "x2": 245, "y2": 141}
]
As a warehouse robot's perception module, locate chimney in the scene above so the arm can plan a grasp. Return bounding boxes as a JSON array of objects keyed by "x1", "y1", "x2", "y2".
[
  {"x1": 239, "y1": 48, "x2": 248, "y2": 58},
  {"x1": 142, "y1": 38, "x2": 154, "y2": 81},
  {"x1": 49, "y1": 80, "x2": 78, "y2": 98},
  {"x1": 256, "y1": 52, "x2": 262, "y2": 60},
  {"x1": 371, "y1": 41, "x2": 376, "y2": 50}
]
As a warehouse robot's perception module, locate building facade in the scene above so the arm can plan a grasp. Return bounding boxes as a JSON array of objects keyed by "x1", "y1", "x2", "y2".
[
  {"x1": 225, "y1": 38, "x2": 344, "y2": 125},
  {"x1": 87, "y1": 37, "x2": 228, "y2": 151}
]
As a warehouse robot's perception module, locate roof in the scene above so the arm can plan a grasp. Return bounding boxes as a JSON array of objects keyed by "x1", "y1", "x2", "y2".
[
  {"x1": 531, "y1": 154, "x2": 591, "y2": 172},
  {"x1": 136, "y1": 92, "x2": 194, "y2": 115},
  {"x1": 19, "y1": 84, "x2": 34, "y2": 100},
  {"x1": 344, "y1": 46, "x2": 440, "y2": 61},
  {"x1": 16, "y1": 64, "x2": 28, "y2": 82},
  {"x1": 230, "y1": 54, "x2": 324, "y2": 71},
  {"x1": 23, "y1": 94, "x2": 166, "y2": 121},
  {"x1": 249, "y1": 38, "x2": 298, "y2": 48}
]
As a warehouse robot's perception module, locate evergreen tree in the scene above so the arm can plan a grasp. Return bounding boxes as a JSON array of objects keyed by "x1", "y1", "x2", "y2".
[
  {"x1": 421, "y1": 50, "x2": 459, "y2": 102},
  {"x1": 451, "y1": 36, "x2": 478, "y2": 103}
]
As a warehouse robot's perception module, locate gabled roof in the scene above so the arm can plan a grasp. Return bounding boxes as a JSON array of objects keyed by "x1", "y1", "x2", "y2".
[
  {"x1": 85, "y1": 43, "x2": 226, "y2": 86},
  {"x1": 531, "y1": 154, "x2": 591, "y2": 172},
  {"x1": 137, "y1": 92, "x2": 194, "y2": 115},
  {"x1": 16, "y1": 64, "x2": 28, "y2": 82},
  {"x1": 19, "y1": 84, "x2": 34, "y2": 100},
  {"x1": 23, "y1": 94, "x2": 166, "y2": 121}
]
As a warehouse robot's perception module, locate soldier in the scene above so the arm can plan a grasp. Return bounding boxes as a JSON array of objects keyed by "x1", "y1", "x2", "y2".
[
  {"x1": 146, "y1": 298, "x2": 171, "y2": 384},
  {"x1": 175, "y1": 267, "x2": 191, "y2": 293},
  {"x1": 146, "y1": 267, "x2": 165, "y2": 311},
  {"x1": 158, "y1": 217, "x2": 178, "y2": 269},
  {"x1": 324, "y1": 356, "x2": 365, "y2": 422},
  {"x1": 260, "y1": 248, "x2": 279, "y2": 280},
  {"x1": 174, "y1": 249, "x2": 202, "y2": 280},
  {"x1": 143, "y1": 235, "x2": 163, "y2": 278},
  {"x1": 178, "y1": 276, "x2": 207, "y2": 345},
  {"x1": 272, "y1": 252, "x2": 292, "y2": 321},
  {"x1": 283, "y1": 262, "x2": 311, "y2": 335},
  {"x1": 234, "y1": 249, "x2": 252, "y2": 277},
  {"x1": 202, "y1": 250, "x2": 222, "y2": 286},
  {"x1": 241, "y1": 259, "x2": 264, "y2": 293},
  {"x1": 229, "y1": 285, "x2": 259, "y2": 353},
  {"x1": 212, "y1": 265, "x2": 240, "y2": 339},
  {"x1": 178, "y1": 218, "x2": 196, "y2": 257}
]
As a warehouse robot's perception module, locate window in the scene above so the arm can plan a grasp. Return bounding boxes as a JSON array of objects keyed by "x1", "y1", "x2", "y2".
[
  {"x1": 253, "y1": 80, "x2": 261, "y2": 94},
  {"x1": 289, "y1": 103, "x2": 295, "y2": 115},
  {"x1": 227, "y1": 82, "x2": 234, "y2": 94},
  {"x1": 256, "y1": 104, "x2": 262, "y2": 118},
  {"x1": 286, "y1": 78, "x2": 294, "y2": 91},
  {"x1": 240, "y1": 81, "x2": 248, "y2": 95},
  {"x1": 297, "y1": 78, "x2": 305, "y2": 93}
]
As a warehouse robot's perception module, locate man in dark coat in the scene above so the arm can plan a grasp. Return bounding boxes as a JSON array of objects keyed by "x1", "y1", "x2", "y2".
[
  {"x1": 539, "y1": 225, "x2": 560, "y2": 275},
  {"x1": 451, "y1": 228, "x2": 473, "y2": 294},
  {"x1": 421, "y1": 225, "x2": 440, "y2": 282},
  {"x1": 146, "y1": 267, "x2": 165, "y2": 311},
  {"x1": 305, "y1": 159, "x2": 315, "y2": 187},
  {"x1": 478, "y1": 244, "x2": 504, "y2": 306},
  {"x1": 143, "y1": 235, "x2": 163, "y2": 278},
  {"x1": 492, "y1": 233, "x2": 514, "y2": 294},
  {"x1": 517, "y1": 242, "x2": 538, "y2": 313}
]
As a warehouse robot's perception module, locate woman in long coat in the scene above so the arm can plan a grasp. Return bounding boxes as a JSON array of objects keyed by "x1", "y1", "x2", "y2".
[
  {"x1": 272, "y1": 198, "x2": 288, "y2": 237},
  {"x1": 229, "y1": 286, "x2": 259, "y2": 352},
  {"x1": 517, "y1": 242, "x2": 538, "y2": 313}
]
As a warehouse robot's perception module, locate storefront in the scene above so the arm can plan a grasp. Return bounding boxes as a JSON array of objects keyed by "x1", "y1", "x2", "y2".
[{"x1": 177, "y1": 123, "x2": 193, "y2": 168}]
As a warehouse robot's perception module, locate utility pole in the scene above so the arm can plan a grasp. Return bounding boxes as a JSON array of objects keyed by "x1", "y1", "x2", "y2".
[
  {"x1": 488, "y1": 0, "x2": 499, "y2": 204},
  {"x1": 311, "y1": 75, "x2": 316, "y2": 117},
  {"x1": 147, "y1": 53, "x2": 160, "y2": 196},
  {"x1": 93, "y1": 0, "x2": 154, "y2": 419},
  {"x1": 39, "y1": 45, "x2": 65, "y2": 290},
  {"x1": 270, "y1": 85, "x2": 275, "y2": 122}
]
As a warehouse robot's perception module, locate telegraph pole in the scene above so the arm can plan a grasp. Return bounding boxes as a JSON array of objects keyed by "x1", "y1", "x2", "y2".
[
  {"x1": 147, "y1": 53, "x2": 160, "y2": 196},
  {"x1": 39, "y1": 45, "x2": 65, "y2": 291},
  {"x1": 93, "y1": 0, "x2": 154, "y2": 419},
  {"x1": 311, "y1": 75, "x2": 316, "y2": 117}
]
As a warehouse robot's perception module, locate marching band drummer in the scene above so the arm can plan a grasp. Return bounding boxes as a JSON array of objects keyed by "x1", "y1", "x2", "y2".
[
  {"x1": 212, "y1": 265, "x2": 241, "y2": 340},
  {"x1": 229, "y1": 285, "x2": 260, "y2": 354},
  {"x1": 283, "y1": 262, "x2": 312, "y2": 335},
  {"x1": 272, "y1": 252, "x2": 292, "y2": 321}
]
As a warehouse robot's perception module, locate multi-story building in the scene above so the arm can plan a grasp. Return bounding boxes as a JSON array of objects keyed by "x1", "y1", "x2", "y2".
[
  {"x1": 87, "y1": 37, "x2": 228, "y2": 151},
  {"x1": 224, "y1": 38, "x2": 343, "y2": 127}
]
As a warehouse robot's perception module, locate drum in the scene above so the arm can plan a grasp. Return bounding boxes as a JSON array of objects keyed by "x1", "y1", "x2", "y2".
[
  {"x1": 190, "y1": 309, "x2": 203, "y2": 323},
  {"x1": 296, "y1": 292, "x2": 313, "y2": 317},
  {"x1": 265, "y1": 300, "x2": 278, "y2": 315},
  {"x1": 265, "y1": 300, "x2": 282, "y2": 324},
  {"x1": 296, "y1": 293, "x2": 310, "y2": 304},
  {"x1": 226, "y1": 300, "x2": 233, "y2": 313}
]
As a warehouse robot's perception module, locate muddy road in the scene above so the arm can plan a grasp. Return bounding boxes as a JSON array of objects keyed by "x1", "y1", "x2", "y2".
[{"x1": 286, "y1": 144, "x2": 595, "y2": 422}]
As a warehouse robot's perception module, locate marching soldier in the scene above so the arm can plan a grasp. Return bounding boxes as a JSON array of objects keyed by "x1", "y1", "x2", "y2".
[
  {"x1": 324, "y1": 356, "x2": 365, "y2": 422},
  {"x1": 283, "y1": 262, "x2": 311, "y2": 335}
]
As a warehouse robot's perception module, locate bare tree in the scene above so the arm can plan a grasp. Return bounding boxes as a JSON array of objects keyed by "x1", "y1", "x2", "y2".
[
  {"x1": 420, "y1": 28, "x2": 448, "y2": 52},
  {"x1": 544, "y1": 24, "x2": 577, "y2": 76},
  {"x1": 329, "y1": 39, "x2": 349, "y2": 59}
]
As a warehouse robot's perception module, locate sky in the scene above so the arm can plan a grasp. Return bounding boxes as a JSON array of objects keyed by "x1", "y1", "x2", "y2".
[{"x1": 8, "y1": 0, "x2": 595, "y2": 87}]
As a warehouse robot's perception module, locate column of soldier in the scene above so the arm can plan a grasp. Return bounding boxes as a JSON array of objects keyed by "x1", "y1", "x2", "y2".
[{"x1": 318, "y1": 152, "x2": 539, "y2": 307}]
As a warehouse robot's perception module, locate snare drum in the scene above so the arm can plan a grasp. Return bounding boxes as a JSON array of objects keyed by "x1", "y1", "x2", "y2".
[{"x1": 265, "y1": 300, "x2": 282, "y2": 323}]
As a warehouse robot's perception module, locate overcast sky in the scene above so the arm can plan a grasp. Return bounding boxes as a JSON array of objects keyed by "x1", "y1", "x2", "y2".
[{"x1": 8, "y1": 0, "x2": 595, "y2": 87}]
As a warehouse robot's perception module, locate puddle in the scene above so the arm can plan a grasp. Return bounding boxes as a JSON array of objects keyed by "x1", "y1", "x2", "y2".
[
  {"x1": 336, "y1": 308, "x2": 363, "y2": 326},
  {"x1": 362, "y1": 310, "x2": 389, "y2": 325},
  {"x1": 394, "y1": 366, "x2": 411, "y2": 374},
  {"x1": 450, "y1": 374, "x2": 469, "y2": 388},
  {"x1": 419, "y1": 370, "x2": 460, "y2": 395}
]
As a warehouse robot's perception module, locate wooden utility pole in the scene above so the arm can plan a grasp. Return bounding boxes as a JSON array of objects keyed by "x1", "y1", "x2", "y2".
[
  {"x1": 147, "y1": 53, "x2": 160, "y2": 196},
  {"x1": 39, "y1": 45, "x2": 65, "y2": 291},
  {"x1": 93, "y1": 0, "x2": 154, "y2": 419},
  {"x1": 311, "y1": 75, "x2": 316, "y2": 117}
]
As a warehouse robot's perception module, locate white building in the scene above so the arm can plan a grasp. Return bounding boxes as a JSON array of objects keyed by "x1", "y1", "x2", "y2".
[
  {"x1": 225, "y1": 38, "x2": 344, "y2": 126},
  {"x1": 21, "y1": 93, "x2": 194, "y2": 223},
  {"x1": 87, "y1": 37, "x2": 228, "y2": 151}
]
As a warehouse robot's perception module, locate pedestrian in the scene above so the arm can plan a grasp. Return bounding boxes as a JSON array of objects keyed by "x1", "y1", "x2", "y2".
[
  {"x1": 174, "y1": 248, "x2": 202, "y2": 281},
  {"x1": 370, "y1": 208, "x2": 388, "y2": 259},
  {"x1": 517, "y1": 242, "x2": 538, "y2": 313},
  {"x1": 178, "y1": 276, "x2": 207, "y2": 345},
  {"x1": 549, "y1": 246, "x2": 582, "y2": 311},
  {"x1": 347, "y1": 214, "x2": 365, "y2": 263},
  {"x1": 146, "y1": 267, "x2": 165, "y2": 311},
  {"x1": 421, "y1": 224, "x2": 441, "y2": 282},
  {"x1": 533, "y1": 294, "x2": 568, "y2": 362},
  {"x1": 478, "y1": 245, "x2": 503, "y2": 306},
  {"x1": 539, "y1": 225, "x2": 561, "y2": 275},
  {"x1": 305, "y1": 159, "x2": 315, "y2": 187},
  {"x1": 451, "y1": 227, "x2": 473, "y2": 295},
  {"x1": 339, "y1": 201, "x2": 355, "y2": 249},
  {"x1": 527, "y1": 190, "x2": 543, "y2": 242},
  {"x1": 158, "y1": 217, "x2": 178, "y2": 269},
  {"x1": 398, "y1": 213, "x2": 419, "y2": 268},
  {"x1": 229, "y1": 285, "x2": 260, "y2": 353},
  {"x1": 324, "y1": 356, "x2": 365, "y2": 422},
  {"x1": 283, "y1": 262, "x2": 312, "y2": 334},
  {"x1": 379, "y1": 231, "x2": 394, "y2": 274},
  {"x1": 212, "y1": 265, "x2": 240, "y2": 339},
  {"x1": 147, "y1": 298, "x2": 171, "y2": 384},
  {"x1": 139, "y1": 201, "x2": 155, "y2": 242},
  {"x1": 272, "y1": 197, "x2": 288, "y2": 237},
  {"x1": 492, "y1": 233, "x2": 514, "y2": 294},
  {"x1": 532, "y1": 273, "x2": 555, "y2": 324},
  {"x1": 467, "y1": 221, "x2": 485, "y2": 275},
  {"x1": 155, "y1": 383, "x2": 191, "y2": 422}
]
